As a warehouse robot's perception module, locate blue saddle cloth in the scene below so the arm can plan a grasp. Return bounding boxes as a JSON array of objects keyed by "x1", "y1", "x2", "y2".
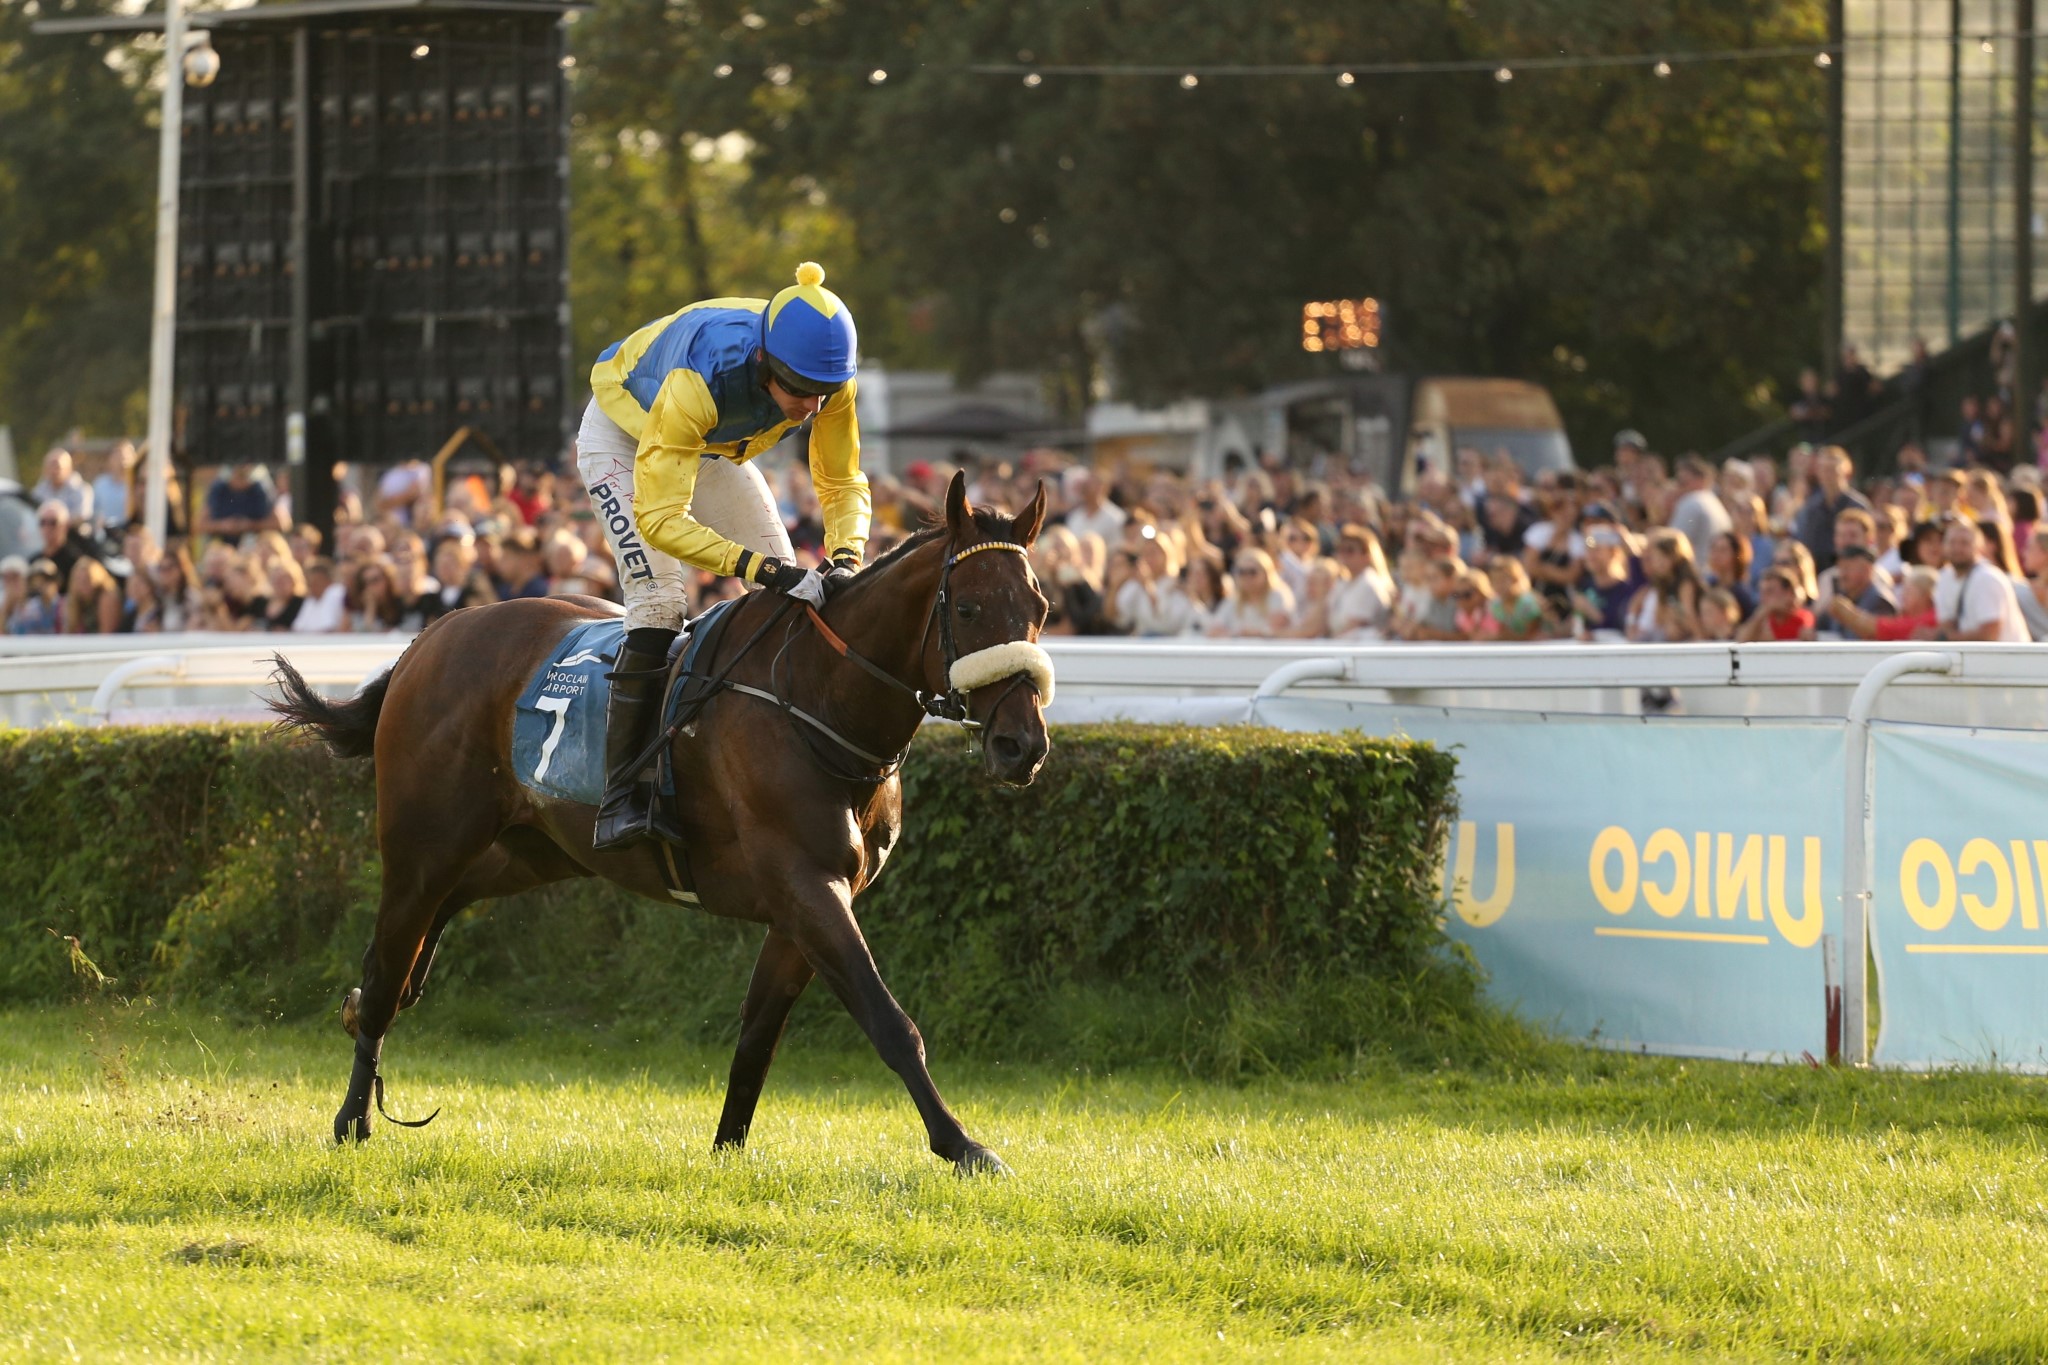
[{"x1": 511, "y1": 601, "x2": 740, "y2": 807}]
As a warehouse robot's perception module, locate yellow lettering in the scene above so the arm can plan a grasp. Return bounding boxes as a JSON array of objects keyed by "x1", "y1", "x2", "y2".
[
  {"x1": 1452, "y1": 821, "x2": 1516, "y2": 928},
  {"x1": 1694, "y1": 832, "x2": 1711, "y2": 917},
  {"x1": 1767, "y1": 835, "x2": 1825, "y2": 948},
  {"x1": 1642, "y1": 828, "x2": 1689, "y2": 918},
  {"x1": 2014, "y1": 841, "x2": 2039, "y2": 931},
  {"x1": 1960, "y1": 838, "x2": 2014, "y2": 932},
  {"x1": 1716, "y1": 833, "x2": 1765, "y2": 922},
  {"x1": 1900, "y1": 837, "x2": 1957, "y2": 932},
  {"x1": 1590, "y1": 826, "x2": 1638, "y2": 915},
  {"x1": 2032, "y1": 840, "x2": 2048, "y2": 929}
]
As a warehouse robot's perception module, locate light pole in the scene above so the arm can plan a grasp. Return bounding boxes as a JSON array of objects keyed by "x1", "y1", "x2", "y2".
[{"x1": 144, "y1": 0, "x2": 207, "y2": 546}]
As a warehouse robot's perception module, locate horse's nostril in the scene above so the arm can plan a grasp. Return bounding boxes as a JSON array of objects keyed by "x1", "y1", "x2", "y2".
[{"x1": 992, "y1": 734, "x2": 1024, "y2": 764}]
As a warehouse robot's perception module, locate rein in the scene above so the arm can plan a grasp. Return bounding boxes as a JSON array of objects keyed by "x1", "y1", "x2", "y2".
[{"x1": 724, "y1": 538, "x2": 1039, "y2": 783}]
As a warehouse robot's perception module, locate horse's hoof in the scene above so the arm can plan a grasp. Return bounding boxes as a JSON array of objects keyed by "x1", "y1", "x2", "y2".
[
  {"x1": 339, "y1": 988, "x2": 361, "y2": 1039},
  {"x1": 954, "y1": 1145, "x2": 1010, "y2": 1177},
  {"x1": 333, "y1": 1110, "x2": 371, "y2": 1145}
]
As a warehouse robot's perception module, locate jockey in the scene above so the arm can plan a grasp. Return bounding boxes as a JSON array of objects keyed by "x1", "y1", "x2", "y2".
[{"x1": 576, "y1": 261, "x2": 869, "y2": 850}]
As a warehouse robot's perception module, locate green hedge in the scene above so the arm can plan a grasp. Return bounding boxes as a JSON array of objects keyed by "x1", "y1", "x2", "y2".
[{"x1": 0, "y1": 723, "x2": 1481, "y2": 1073}]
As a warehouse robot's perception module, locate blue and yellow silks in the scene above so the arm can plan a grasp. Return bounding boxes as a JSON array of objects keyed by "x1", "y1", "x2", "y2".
[{"x1": 589, "y1": 290, "x2": 868, "y2": 581}]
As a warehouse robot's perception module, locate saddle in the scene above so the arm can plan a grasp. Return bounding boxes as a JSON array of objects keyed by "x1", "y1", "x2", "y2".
[{"x1": 511, "y1": 600, "x2": 743, "y2": 903}]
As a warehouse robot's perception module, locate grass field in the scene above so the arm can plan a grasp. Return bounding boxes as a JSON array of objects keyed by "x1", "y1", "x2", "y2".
[{"x1": 5, "y1": 1004, "x2": 2048, "y2": 1362}]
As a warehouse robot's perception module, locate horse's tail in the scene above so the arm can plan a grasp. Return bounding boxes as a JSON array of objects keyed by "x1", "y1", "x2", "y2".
[{"x1": 266, "y1": 654, "x2": 389, "y2": 761}]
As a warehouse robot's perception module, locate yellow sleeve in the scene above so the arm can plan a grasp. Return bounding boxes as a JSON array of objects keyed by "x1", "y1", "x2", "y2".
[
  {"x1": 810, "y1": 375, "x2": 871, "y2": 563},
  {"x1": 634, "y1": 369, "x2": 760, "y2": 579}
]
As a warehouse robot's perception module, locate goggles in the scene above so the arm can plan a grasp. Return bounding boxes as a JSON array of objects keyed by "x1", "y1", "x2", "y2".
[{"x1": 763, "y1": 351, "x2": 848, "y2": 401}]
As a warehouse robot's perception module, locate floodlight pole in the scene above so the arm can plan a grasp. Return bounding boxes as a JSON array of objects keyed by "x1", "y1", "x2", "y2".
[{"x1": 143, "y1": 0, "x2": 188, "y2": 547}]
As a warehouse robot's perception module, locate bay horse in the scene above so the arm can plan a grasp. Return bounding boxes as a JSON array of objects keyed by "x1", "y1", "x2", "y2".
[{"x1": 268, "y1": 472, "x2": 1051, "y2": 1174}]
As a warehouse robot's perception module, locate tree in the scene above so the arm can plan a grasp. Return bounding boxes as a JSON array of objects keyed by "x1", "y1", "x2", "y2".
[
  {"x1": 0, "y1": 0, "x2": 156, "y2": 455},
  {"x1": 574, "y1": 0, "x2": 1827, "y2": 452}
]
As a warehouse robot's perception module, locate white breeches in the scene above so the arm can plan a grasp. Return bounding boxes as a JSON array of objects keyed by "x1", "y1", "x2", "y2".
[{"x1": 574, "y1": 398, "x2": 793, "y2": 632}]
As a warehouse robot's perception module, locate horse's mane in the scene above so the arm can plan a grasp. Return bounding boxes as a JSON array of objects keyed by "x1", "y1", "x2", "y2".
[{"x1": 858, "y1": 505, "x2": 1020, "y2": 576}]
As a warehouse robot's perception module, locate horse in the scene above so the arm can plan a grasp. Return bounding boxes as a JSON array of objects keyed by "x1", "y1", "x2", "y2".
[{"x1": 268, "y1": 472, "x2": 1052, "y2": 1174}]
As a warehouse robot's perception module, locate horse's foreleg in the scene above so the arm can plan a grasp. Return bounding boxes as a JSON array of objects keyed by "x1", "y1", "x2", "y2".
[
  {"x1": 713, "y1": 928, "x2": 814, "y2": 1151},
  {"x1": 776, "y1": 879, "x2": 1005, "y2": 1174}
]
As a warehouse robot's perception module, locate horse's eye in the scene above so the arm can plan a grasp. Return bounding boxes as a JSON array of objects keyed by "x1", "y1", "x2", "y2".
[{"x1": 957, "y1": 602, "x2": 981, "y2": 622}]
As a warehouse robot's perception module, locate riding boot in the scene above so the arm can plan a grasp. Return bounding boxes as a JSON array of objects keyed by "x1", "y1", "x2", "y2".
[{"x1": 593, "y1": 637, "x2": 681, "y2": 851}]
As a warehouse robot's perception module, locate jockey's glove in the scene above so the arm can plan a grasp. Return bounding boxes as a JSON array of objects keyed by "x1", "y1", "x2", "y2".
[
  {"x1": 822, "y1": 553, "x2": 859, "y2": 599},
  {"x1": 754, "y1": 556, "x2": 828, "y2": 608}
]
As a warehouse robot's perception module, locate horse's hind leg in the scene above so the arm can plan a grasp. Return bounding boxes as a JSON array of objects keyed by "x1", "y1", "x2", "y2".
[
  {"x1": 713, "y1": 928, "x2": 814, "y2": 1151},
  {"x1": 399, "y1": 828, "x2": 581, "y2": 1011},
  {"x1": 334, "y1": 814, "x2": 500, "y2": 1143}
]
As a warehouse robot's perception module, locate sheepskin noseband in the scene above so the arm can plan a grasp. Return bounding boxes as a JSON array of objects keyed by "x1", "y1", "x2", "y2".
[{"x1": 947, "y1": 640, "x2": 1055, "y2": 707}]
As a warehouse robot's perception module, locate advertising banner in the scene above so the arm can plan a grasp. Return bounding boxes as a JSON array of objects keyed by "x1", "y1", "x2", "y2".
[
  {"x1": 1871, "y1": 723, "x2": 2048, "y2": 1070},
  {"x1": 1253, "y1": 698, "x2": 1844, "y2": 1060}
]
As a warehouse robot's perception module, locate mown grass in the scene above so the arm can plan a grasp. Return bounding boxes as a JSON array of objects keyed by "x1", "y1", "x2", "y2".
[{"x1": 5, "y1": 1003, "x2": 2048, "y2": 1362}]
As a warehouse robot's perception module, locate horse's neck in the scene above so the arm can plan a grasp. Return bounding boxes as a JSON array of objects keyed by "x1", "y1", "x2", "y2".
[{"x1": 812, "y1": 538, "x2": 946, "y2": 705}]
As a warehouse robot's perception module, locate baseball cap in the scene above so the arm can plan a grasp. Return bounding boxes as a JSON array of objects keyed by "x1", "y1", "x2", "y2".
[
  {"x1": 1613, "y1": 429, "x2": 1647, "y2": 452},
  {"x1": 27, "y1": 557, "x2": 58, "y2": 579},
  {"x1": 0, "y1": 555, "x2": 26, "y2": 577}
]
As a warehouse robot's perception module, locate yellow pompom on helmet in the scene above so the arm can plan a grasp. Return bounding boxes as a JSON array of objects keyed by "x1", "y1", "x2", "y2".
[{"x1": 763, "y1": 261, "x2": 858, "y2": 396}]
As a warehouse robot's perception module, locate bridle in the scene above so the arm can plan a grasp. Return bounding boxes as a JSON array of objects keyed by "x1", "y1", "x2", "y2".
[{"x1": 727, "y1": 537, "x2": 1047, "y2": 783}]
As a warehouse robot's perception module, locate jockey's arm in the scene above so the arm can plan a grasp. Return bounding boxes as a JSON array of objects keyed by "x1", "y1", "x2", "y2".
[
  {"x1": 634, "y1": 370, "x2": 783, "y2": 584},
  {"x1": 808, "y1": 377, "x2": 871, "y2": 566}
]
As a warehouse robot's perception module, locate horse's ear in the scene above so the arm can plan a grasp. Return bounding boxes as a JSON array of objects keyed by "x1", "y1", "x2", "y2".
[
  {"x1": 1012, "y1": 480, "x2": 1048, "y2": 547},
  {"x1": 945, "y1": 470, "x2": 971, "y2": 541}
]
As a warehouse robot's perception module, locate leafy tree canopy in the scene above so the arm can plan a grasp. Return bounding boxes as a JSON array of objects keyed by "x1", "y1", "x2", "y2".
[{"x1": 571, "y1": 0, "x2": 1827, "y2": 453}]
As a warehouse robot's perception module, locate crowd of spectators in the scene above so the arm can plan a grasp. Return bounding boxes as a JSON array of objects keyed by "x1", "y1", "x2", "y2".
[{"x1": 7, "y1": 418, "x2": 2047, "y2": 648}]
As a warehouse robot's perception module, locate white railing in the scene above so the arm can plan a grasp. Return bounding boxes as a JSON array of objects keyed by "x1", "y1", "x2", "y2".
[{"x1": 2, "y1": 632, "x2": 2047, "y2": 729}]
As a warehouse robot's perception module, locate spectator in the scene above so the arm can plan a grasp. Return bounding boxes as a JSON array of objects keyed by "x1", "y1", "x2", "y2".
[
  {"x1": 148, "y1": 548, "x2": 199, "y2": 631},
  {"x1": 497, "y1": 529, "x2": 550, "y2": 599},
  {"x1": 1453, "y1": 568, "x2": 1496, "y2": 639},
  {"x1": 62, "y1": 557, "x2": 122, "y2": 634},
  {"x1": 292, "y1": 557, "x2": 348, "y2": 633},
  {"x1": 375, "y1": 459, "x2": 434, "y2": 527},
  {"x1": 0, "y1": 556, "x2": 26, "y2": 629},
  {"x1": 419, "y1": 535, "x2": 486, "y2": 623},
  {"x1": 30, "y1": 447, "x2": 92, "y2": 525},
  {"x1": 1180, "y1": 550, "x2": 1231, "y2": 635},
  {"x1": 1703, "y1": 531, "x2": 1758, "y2": 619},
  {"x1": 1668, "y1": 456, "x2": 1733, "y2": 563},
  {"x1": 1814, "y1": 509, "x2": 1892, "y2": 616},
  {"x1": 120, "y1": 556, "x2": 162, "y2": 632},
  {"x1": 1833, "y1": 344, "x2": 1880, "y2": 430},
  {"x1": 1400, "y1": 557, "x2": 1467, "y2": 642},
  {"x1": 1034, "y1": 525, "x2": 1111, "y2": 635},
  {"x1": 1772, "y1": 540, "x2": 1821, "y2": 605},
  {"x1": 1285, "y1": 557, "x2": 1346, "y2": 638},
  {"x1": 36, "y1": 500, "x2": 99, "y2": 587},
  {"x1": 1328, "y1": 525, "x2": 1394, "y2": 639},
  {"x1": 261, "y1": 556, "x2": 309, "y2": 631},
  {"x1": 1979, "y1": 395, "x2": 2017, "y2": 474},
  {"x1": 1114, "y1": 532, "x2": 1193, "y2": 638},
  {"x1": 93, "y1": 441, "x2": 135, "y2": 530},
  {"x1": 1792, "y1": 446, "x2": 1871, "y2": 573},
  {"x1": 1787, "y1": 370, "x2": 1831, "y2": 442},
  {"x1": 1736, "y1": 567, "x2": 1816, "y2": 642},
  {"x1": 1626, "y1": 529, "x2": 1705, "y2": 642},
  {"x1": 1697, "y1": 587, "x2": 1742, "y2": 641},
  {"x1": 1276, "y1": 518, "x2": 1319, "y2": 597},
  {"x1": 1486, "y1": 557, "x2": 1545, "y2": 641},
  {"x1": 9, "y1": 558, "x2": 63, "y2": 634},
  {"x1": 1930, "y1": 519, "x2": 2030, "y2": 642},
  {"x1": 198, "y1": 462, "x2": 285, "y2": 539},
  {"x1": 1874, "y1": 505, "x2": 1909, "y2": 578},
  {"x1": 1815, "y1": 544, "x2": 1896, "y2": 639},
  {"x1": 1063, "y1": 467, "x2": 1127, "y2": 546},
  {"x1": 346, "y1": 557, "x2": 405, "y2": 632},
  {"x1": 1209, "y1": 549, "x2": 1293, "y2": 638},
  {"x1": 2018, "y1": 526, "x2": 2048, "y2": 641},
  {"x1": 1570, "y1": 517, "x2": 1643, "y2": 636}
]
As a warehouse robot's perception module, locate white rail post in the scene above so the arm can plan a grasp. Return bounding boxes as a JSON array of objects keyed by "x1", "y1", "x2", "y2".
[{"x1": 1841, "y1": 650, "x2": 1960, "y2": 1065}]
